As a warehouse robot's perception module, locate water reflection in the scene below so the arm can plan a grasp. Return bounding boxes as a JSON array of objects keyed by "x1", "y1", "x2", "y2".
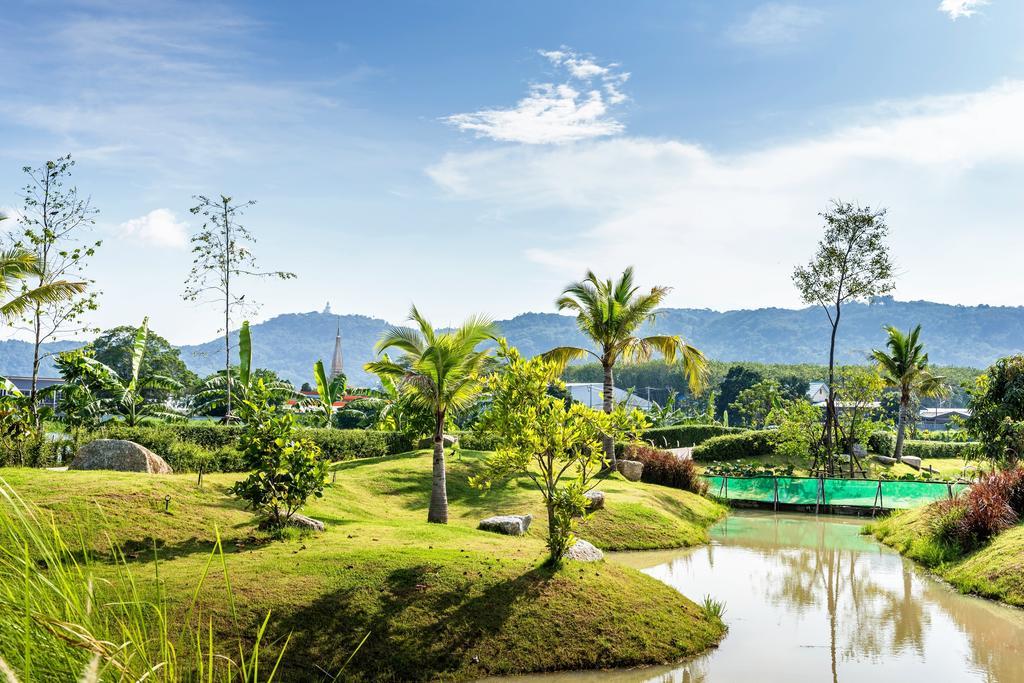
[{"x1": 488, "y1": 512, "x2": 1024, "y2": 683}]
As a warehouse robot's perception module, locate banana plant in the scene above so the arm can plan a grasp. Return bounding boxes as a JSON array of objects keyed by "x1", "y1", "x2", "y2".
[
  {"x1": 311, "y1": 359, "x2": 349, "y2": 428},
  {"x1": 191, "y1": 321, "x2": 298, "y2": 420},
  {"x1": 73, "y1": 317, "x2": 184, "y2": 426}
]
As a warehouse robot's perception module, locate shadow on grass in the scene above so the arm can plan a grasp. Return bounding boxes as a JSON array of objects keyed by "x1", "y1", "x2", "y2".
[
  {"x1": 267, "y1": 562, "x2": 553, "y2": 681},
  {"x1": 331, "y1": 450, "x2": 430, "y2": 472}
]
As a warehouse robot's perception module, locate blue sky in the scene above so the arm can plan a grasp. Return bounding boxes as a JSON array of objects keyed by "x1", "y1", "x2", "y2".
[{"x1": 1, "y1": 0, "x2": 1022, "y2": 344}]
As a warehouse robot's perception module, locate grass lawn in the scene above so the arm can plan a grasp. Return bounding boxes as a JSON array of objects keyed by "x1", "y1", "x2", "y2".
[
  {"x1": 0, "y1": 449, "x2": 726, "y2": 681},
  {"x1": 867, "y1": 506, "x2": 1024, "y2": 607}
]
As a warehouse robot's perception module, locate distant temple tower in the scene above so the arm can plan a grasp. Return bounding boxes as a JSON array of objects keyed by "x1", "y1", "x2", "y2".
[{"x1": 330, "y1": 319, "x2": 344, "y2": 379}]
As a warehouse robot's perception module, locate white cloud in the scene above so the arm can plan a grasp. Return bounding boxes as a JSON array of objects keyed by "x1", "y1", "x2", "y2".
[
  {"x1": 727, "y1": 3, "x2": 825, "y2": 47},
  {"x1": 444, "y1": 48, "x2": 629, "y2": 144},
  {"x1": 428, "y1": 81, "x2": 1024, "y2": 310},
  {"x1": 118, "y1": 209, "x2": 189, "y2": 248},
  {"x1": 938, "y1": 0, "x2": 989, "y2": 19}
]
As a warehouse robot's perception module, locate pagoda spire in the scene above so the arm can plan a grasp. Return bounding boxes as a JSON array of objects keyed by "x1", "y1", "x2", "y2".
[{"x1": 330, "y1": 318, "x2": 344, "y2": 379}]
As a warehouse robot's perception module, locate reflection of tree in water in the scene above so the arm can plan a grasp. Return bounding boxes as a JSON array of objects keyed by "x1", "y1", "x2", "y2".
[
  {"x1": 919, "y1": 576, "x2": 1024, "y2": 683},
  {"x1": 757, "y1": 526, "x2": 930, "y2": 681}
]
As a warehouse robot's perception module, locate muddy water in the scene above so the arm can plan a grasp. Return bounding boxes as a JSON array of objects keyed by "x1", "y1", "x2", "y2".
[{"x1": 498, "y1": 511, "x2": 1024, "y2": 682}]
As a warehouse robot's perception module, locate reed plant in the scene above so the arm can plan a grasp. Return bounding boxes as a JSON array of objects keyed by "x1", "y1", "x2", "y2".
[{"x1": 0, "y1": 478, "x2": 287, "y2": 681}]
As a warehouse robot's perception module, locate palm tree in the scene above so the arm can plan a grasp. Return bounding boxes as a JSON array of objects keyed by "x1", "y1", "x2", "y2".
[
  {"x1": 0, "y1": 243, "x2": 86, "y2": 322},
  {"x1": 71, "y1": 317, "x2": 184, "y2": 426},
  {"x1": 365, "y1": 306, "x2": 497, "y2": 524},
  {"x1": 870, "y1": 325, "x2": 948, "y2": 462},
  {"x1": 311, "y1": 359, "x2": 349, "y2": 428},
  {"x1": 542, "y1": 267, "x2": 708, "y2": 466}
]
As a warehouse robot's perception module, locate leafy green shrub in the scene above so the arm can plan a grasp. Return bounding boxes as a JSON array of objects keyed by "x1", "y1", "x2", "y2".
[
  {"x1": 299, "y1": 428, "x2": 415, "y2": 461},
  {"x1": 161, "y1": 441, "x2": 246, "y2": 472},
  {"x1": 625, "y1": 444, "x2": 707, "y2": 495},
  {"x1": 230, "y1": 381, "x2": 328, "y2": 526},
  {"x1": 692, "y1": 430, "x2": 778, "y2": 461}
]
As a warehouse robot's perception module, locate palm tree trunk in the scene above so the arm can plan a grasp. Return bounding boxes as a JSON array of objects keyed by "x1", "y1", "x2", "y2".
[
  {"x1": 602, "y1": 361, "x2": 616, "y2": 468},
  {"x1": 894, "y1": 391, "x2": 909, "y2": 463},
  {"x1": 427, "y1": 411, "x2": 448, "y2": 524}
]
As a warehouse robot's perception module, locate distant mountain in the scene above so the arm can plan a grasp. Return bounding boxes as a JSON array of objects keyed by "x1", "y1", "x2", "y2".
[{"x1": 2, "y1": 298, "x2": 1022, "y2": 386}]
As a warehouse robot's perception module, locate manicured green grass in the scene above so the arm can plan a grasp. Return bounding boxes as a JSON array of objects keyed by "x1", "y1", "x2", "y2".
[
  {"x1": 868, "y1": 506, "x2": 1024, "y2": 607},
  {"x1": 1, "y1": 449, "x2": 727, "y2": 680}
]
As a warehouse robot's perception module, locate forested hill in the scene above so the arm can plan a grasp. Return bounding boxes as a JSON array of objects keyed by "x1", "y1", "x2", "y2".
[{"x1": 1, "y1": 298, "x2": 1021, "y2": 387}]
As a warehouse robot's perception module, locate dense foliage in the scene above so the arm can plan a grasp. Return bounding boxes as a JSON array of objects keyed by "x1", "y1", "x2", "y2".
[
  {"x1": 929, "y1": 468, "x2": 1024, "y2": 552},
  {"x1": 965, "y1": 355, "x2": 1024, "y2": 467}
]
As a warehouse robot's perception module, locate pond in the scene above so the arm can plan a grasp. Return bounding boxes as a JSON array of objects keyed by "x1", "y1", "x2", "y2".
[{"x1": 493, "y1": 511, "x2": 1024, "y2": 682}]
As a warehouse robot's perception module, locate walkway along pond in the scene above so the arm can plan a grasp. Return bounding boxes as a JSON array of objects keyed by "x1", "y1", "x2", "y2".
[{"x1": 490, "y1": 511, "x2": 1024, "y2": 682}]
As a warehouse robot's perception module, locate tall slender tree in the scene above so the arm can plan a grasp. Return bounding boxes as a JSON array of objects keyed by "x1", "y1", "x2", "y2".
[
  {"x1": 365, "y1": 306, "x2": 496, "y2": 524},
  {"x1": 870, "y1": 325, "x2": 948, "y2": 462},
  {"x1": 542, "y1": 267, "x2": 707, "y2": 467},
  {"x1": 9, "y1": 157, "x2": 101, "y2": 426},
  {"x1": 182, "y1": 195, "x2": 295, "y2": 421},
  {"x1": 793, "y1": 201, "x2": 895, "y2": 475}
]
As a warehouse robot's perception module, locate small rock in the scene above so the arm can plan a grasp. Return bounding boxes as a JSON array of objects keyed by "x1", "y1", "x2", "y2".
[
  {"x1": 564, "y1": 539, "x2": 604, "y2": 562},
  {"x1": 616, "y1": 459, "x2": 644, "y2": 482},
  {"x1": 584, "y1": 490, "x2": 605, "y2": 511},
  {"x1": 478, "y1": 514, "x2": 533, "y2": 536},
  {"x1": 284, "y1": 513, "x2": 325, "y2": 532},
  {"x1": 902, "y1": 456, "x2": 923, "y2": 470},
  {"x1": 872, "y1": 454, "x2": 897, "y2": 465}
]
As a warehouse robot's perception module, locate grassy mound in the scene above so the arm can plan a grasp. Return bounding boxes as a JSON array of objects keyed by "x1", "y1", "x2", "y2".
[
  {"x1": 868, "y1": 506, "x2": 1024, "y2": 607},
  {"x1": 1, "y1": 449, "x2": 726, "y2": 680}
]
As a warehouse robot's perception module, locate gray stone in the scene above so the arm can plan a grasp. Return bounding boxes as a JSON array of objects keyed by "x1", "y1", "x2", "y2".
[
  {"x1": 564, "y1": 539, "x2": 604, "y2": 562},
  {"x1": 616, "y1": 459, "x2": 644, "y2": 482},
  {"x1": 872, "y1": 454, "x2": 897, "y2": 465},
  {"x1": 584, "y1": 490, "x2": 605, "y2": 511},
  {"x1": 285, "y1": 513, "x2": 326, "y2": 532},
  {"x1": 478, "y1": 514, "x2": 532, "y2": 536},
  {"x1": 418, "y1": 434, "x2": 460, "y2": 449},
  {"x1": 69, "y1": 439, "x2": 172, "y2": 474},
  {"x1": 902, "y1": 456, "x2": 923, "y2": 470},
  {"x1": 852, "y1": 444, "x2": 867, "y2": 457}
]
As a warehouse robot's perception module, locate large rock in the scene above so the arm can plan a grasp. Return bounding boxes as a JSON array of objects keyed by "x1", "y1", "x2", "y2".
[
  {"x1": 564, "y1": 539, "x2": 604, "y2": 562},
  {"x1": 584, "y1": 490, "x2": 605, "y2": 511},
  {"x1": 616, "y1": 459, "x2": 644, "y2": 482},
  {"x1": 478, "y1": 514, "x2": 532, "y2": 536},
  {"x1": 70, "y1": 440, "x2": 172, "y2": 474},
  {"x1": 872, "y1": 454, "x2": 897, "y2": 465},
  {"x1": 285, "y1": 513, "x2": 326, "y2": 532},
  {"x1": 417, "y1": 434, "x2": 460, "y2": 449},
  {"x1": 902, "y1": 456, "x2": 923, "y2": 470}
]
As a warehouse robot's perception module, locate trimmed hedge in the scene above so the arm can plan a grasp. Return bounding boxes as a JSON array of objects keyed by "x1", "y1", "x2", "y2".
[
  {"x1": 638, "y1": 425, "x2": 747, "y2": 449},
  {"x1": 457, "y1": 431, "x2": 501, "y2": 452},
  {"x1": 92, "y1": 423, "x2": 416, "y2": 471},
  {"x1": 868, "y1": 430, "x2": 976, "y2": 459},
  {"x1": 691, "y1": 430, "x2": 778, "y2": 462}
]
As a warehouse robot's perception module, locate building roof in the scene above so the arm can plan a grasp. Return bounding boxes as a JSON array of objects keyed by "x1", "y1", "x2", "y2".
[{"x1": 563, "y1": 383, "x2": 654, "y2": 411}]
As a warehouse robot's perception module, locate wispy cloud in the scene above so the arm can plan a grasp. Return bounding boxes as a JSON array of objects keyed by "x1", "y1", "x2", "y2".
[
  {"x1": 444, "y1": 48, "x2": 629, "y2": 144},
  {"x1": 118, "y1": 209, "x2": 189, "y2": 248},
  {"x1": 429, "y1": 82, "x2": 1024, "y2": 309},
  {"x1": 938, "y1": 0, "x2": 989, "y2": 19},
  {"x1": 0, "y1": 4, "x2": 342, "y2": 178},
  {"x1": 727, "y1": 3, "x2": 825, "y2": 47}
]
